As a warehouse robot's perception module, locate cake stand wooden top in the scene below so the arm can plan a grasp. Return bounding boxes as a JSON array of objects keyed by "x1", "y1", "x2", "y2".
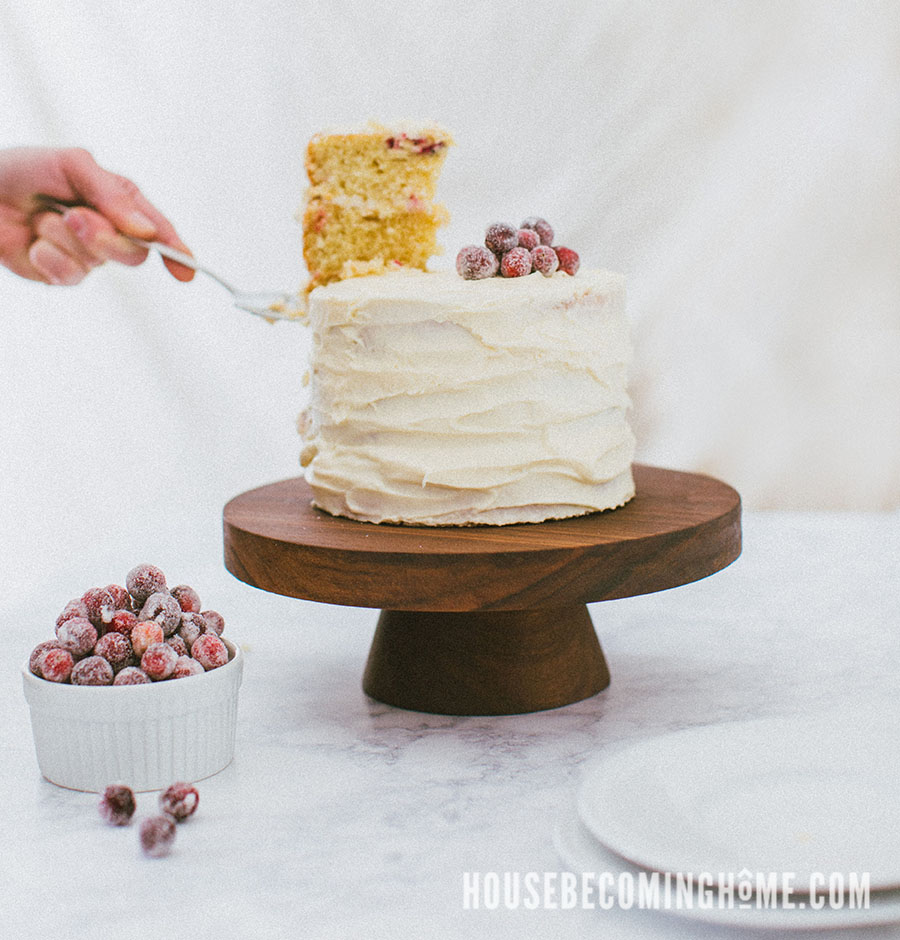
[{"x1": 223, "y1": 465, "x2": 741, "y2": 612}]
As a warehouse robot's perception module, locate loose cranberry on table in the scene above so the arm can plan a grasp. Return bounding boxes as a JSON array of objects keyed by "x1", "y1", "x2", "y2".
[
  {"x1": 139, "y1": 815, "x2": 176, "y2": 858},
  {"x1": 159, "y1": 782, "x2": 199, "y2": 821},
  {"x1": 99, "y1": 784, "x2": 136, "y2": 826}
]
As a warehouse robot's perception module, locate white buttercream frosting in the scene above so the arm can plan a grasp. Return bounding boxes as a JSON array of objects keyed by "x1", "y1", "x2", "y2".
[{"x1": 299, "y1": 268, "x2": 635, "y2": 525}]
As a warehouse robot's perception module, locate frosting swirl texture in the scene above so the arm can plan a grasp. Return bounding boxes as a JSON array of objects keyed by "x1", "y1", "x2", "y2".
[{"x1": 300, "y1": 269, "x2": 635, "y2": 525}]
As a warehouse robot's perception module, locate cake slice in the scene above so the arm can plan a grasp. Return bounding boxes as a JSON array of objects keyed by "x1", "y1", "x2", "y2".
[{"x1": 301, "y1": 121, "x2": 452, "y2": 291}]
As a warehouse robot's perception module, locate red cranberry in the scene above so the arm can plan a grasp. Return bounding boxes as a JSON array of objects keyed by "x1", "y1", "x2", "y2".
[
  {"x1": 159, "y1": 782, "x2": 199, "y2": 821},
  {"x1": 39, "y1": 648, "x2": 75, "y2": 683},
  {"x1": 55, "y1": 616, "x2": 98, "y2": 657},
  {"x1": 520, "y1": 216, "x2": 554, "y2": 246},
  {"x1": 71, "y1": 655, "x2": 114, "y2": 686},
  {"x1": 109, "y1": 609, "x2": 138, "y2": 638},
  {"x1": 99, "y1": 784, "x2": 136, "y2": 826},
  {"x1": 105, "y1": 584, "x2": 131, "y2": 611},
  {"x1": 411, "y1": 136, "x2": 444, "y2": 155},
  {"x1": 30, "y1": 640, "x2": 61, "y2": 677},
  {"x1": 141, "y1": 642, "x2": 178, "y2": 681},
  {"x1": 81, "y1": 587, "x2": 118, "y2": 627},
  {"x1": 94, "y1": 631, "x2": 134, "y2": 672},
  {"x1": 553, "y1": 246, "x2": 580, "y2": 275},
  {"x1": 516, "y1": 228, "x2": 539, "y2": 250},
  {"x1": 139, "y1": 592, "x2": 181, "y2": 636},
  {"x1": 191, "y1": 634, "x2": 229, "y2": 671},
  {"x1": 177, "y1": 613, "x2": 205, "y2": 650},
  {"x1": 172, "y1": 656, "x2": 205, "y2": 679},
  {"x1": 56, "y1": 598, "x2": 90, "y2": 629},
  {"x1": 531, "y1": 244, "x2": 559, "y2": 277},
  {"x1": 200, "y1": 611, "x2": 225, "y2": 637},
  {"x1": 139, "y1": 815, "x2": 176, "y2": 858},
  {"x1": 166, "y1": 634, "x2": 189, "y2": 658},
  {"x1": 126, "y1": 564, "x2": 167, "y2": 605},
  {"x1": 113, "y1": 666, "x2": 151, "y2": 686},
  {"x1": 484, "y1": 222, "x2": 518, "y2": 255},
  {"x1": 455, "y1": 245, "x2": 499, "y2": 280},
  {"x1": 131, "y1": 620, "x2": 164, "y2": 658},
  {"x1": 170, "y1": 584, "x2": 201, "y2": 613},
  {"x1": 500, "y1": 247, "x2": 533, "y2": 278}
]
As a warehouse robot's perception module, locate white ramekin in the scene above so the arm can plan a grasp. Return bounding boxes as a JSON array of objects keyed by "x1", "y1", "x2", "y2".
[{"x1": 22, "y1": 639, "x2": 243, "y2": 792}]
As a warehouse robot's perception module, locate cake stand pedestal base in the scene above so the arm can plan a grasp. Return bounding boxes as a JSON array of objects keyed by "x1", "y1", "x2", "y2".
[
  {"x1": 223, "y1": 465, "x2": 741, "y2": 716},
  {"x1": 363, "y1": 606, "x2": 609, "y2": 715}
]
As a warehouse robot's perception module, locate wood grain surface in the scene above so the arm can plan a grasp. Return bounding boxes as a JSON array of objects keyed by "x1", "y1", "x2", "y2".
[
  {"x1": 362, "y1": 606, "x2": 611, "y2": 715},
  {"x1": 223, "y1": 464, "x2": 742, "y2": 612}
]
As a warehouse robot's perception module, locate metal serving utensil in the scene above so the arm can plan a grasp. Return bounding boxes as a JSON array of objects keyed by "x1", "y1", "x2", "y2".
[{"x1": 35, "y1": 196, "x2": 305, "y2": 321}]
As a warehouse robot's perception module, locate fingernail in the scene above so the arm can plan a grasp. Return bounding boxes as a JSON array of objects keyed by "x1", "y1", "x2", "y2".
[
  {"x1": 127, "y1": 211, "x2": 157, "y2": 236},
  {"x1": 62, "y1": 210, "x2": 88, "y2": 239},
  {"x1": 44, "y1": 269, "x2": 79, "y2": 286}
]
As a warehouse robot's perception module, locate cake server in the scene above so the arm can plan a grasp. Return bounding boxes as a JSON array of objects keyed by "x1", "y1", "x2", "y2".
[
  {"x1": 34, "y1": 196, "x2": 305, "y2": 321},
  {"x1": 127, "y1": 237, "x2": 306, "y2": 321}
]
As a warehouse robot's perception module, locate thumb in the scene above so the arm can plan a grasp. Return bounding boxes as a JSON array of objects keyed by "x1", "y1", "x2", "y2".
[
  {"x1": 59, "y1": 147, "x2": 160, "y2": 239},
  {"x1": 58, "y1": 148, "x2": 194, "y2": 280}
]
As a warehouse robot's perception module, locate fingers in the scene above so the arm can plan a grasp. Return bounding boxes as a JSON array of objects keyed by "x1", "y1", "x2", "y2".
[
  {"x1": 62, "y1": 207, "x2": 148, "y2": 267},
  {"x1": 28, "y1": 239, "x2": 87, "y2": 286},
  {"x1": 57, "y1": 147, "x2": 194, "y2": 281},
  {"x1": 27, "y1": 208, "x2": 153, "y2": 286},
  {"x1": 27, "y1": 211, "x2": 102, "y2": 286}
]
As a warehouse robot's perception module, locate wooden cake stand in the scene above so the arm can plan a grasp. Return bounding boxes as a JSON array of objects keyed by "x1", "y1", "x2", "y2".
[{"x1": 223, "y1": 464, "x2": 741, "y2": 715}]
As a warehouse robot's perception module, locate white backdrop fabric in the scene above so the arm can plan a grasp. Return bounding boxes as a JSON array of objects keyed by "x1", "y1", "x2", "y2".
[{"x1": 1, "y1": 0, "x2": 898, "y2": 595}]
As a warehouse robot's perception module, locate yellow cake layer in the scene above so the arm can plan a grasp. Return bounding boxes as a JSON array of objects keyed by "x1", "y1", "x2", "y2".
[
  {"x1": 302, "y1": 198, "x2": 447, "y2": 289},
  {"x1": 301, "y1": 122, "x2": 452, "y2": 291},
  {"x1": 305, "y1": 123, "x2": 451, "y2": 202}
]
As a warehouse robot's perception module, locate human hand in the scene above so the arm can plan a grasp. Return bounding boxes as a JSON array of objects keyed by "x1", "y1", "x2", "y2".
[{"x1": 0, "y1": 146, "x2": 194, "y2": 285}]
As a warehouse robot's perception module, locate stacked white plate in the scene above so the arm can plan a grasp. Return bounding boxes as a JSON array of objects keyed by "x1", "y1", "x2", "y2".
[{"x1": 556, "y1": 712, "x2": 900, "y2": 930}]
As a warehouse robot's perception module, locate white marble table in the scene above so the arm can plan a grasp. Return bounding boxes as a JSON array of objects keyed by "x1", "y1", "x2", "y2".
[{"x1": 3, "y1": 510, "x2": 899, "y2": 940}]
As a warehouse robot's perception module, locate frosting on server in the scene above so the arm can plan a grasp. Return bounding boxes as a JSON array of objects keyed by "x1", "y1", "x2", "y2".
[{"x1": 299, "y1": 269, "x2": 635, "y2": 525}]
